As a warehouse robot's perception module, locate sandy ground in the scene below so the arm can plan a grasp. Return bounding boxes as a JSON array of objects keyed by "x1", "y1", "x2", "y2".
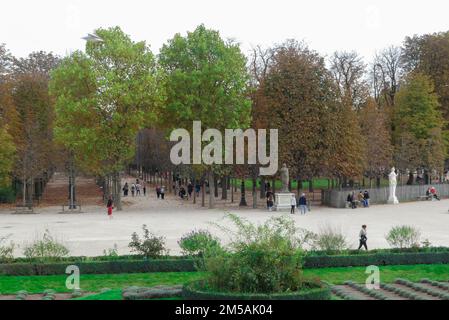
[{"x1": 1, "y1": 189, "x2": 449, "y2": 257}]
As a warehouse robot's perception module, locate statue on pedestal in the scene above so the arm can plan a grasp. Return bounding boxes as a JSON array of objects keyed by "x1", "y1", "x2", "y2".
[
  {"x1": 388, "y1": 167, "x2": 399, "y2": 205},
  {"x1": 280, "y1": 163, "x2": 289, "y2": 193}
]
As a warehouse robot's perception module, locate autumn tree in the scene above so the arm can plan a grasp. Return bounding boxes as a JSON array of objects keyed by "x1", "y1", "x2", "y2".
[
  {"x1": 393, "y1": 73, "x2": 446, "y2": 180},
  {"x1": 257, "y1": 40, "x2": 338, "y2": 188},
  {"x1": 158, "y1": 24, "x2": 252, "y2": 208},
  {"x1": 50, "y1": 27, "x2": 160, "y2": 210},
  {"x1": 359, "y1": 98, "x2": 393, "y2": 186}
]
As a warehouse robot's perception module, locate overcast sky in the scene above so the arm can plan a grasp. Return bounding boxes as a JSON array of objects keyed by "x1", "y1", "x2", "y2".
[{"x1": 2, "y1": 0, "x2": 449, "y2": 63}]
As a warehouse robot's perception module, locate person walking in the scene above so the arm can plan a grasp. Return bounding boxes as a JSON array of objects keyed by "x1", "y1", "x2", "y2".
[
  {"x1": 136, "y1": 182, "x2": 141, "y2": 196},
  {"x1": 143, "y1": 183, "x2": 146, "y2": 196},
  {"x1": 123, "y1": 183, "x2": 129, "y2": 197},
  {"x1": 195, "y1": 183, "x2": 201, "y2": 197},
  {"x1": 107, "y1": 196, "x2": 114, "y2": 219},
  {"x1": 160, "y1": 186, "x2": 165, "y2": 200},
  {"x1": 156, "y1": 185, "x2": 161, "y2": 199},
  {"x1": 298, "y1": 193, "x2": 308, "y2": 215},
  {"x1": 358, "y1": 225, "x2": 368, "y2": 250},
  {"x1": 290, "y1": 194, "x2": 297, "y2": 214},
  {"x1": 131, "y1": 183, "x2": 136, "y2": 197},
  {"x1": 266, "y1": 189, "x2": 273, "y2": 210}
]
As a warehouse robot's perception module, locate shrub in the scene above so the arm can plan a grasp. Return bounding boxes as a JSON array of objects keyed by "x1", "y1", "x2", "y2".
[
  {"x1": 312, "y1": 225, "x2": 348, "y2": 253},
  {"x1": 0, "y1": 234, "x2": 15, "y2": 262},
  {"x1": 103, "y1": 244, "x2": 119, "y2": 259},
  {"x1": 128, "y1": 225, "x2": 168, "y2": 258},
  {"x1": 204, "y1": 214, "x2": 307, "y2": 294},
  {"x1": 178, "y1": 230, "x2": 221, "y2": 257},
  {"x1": 22, "y1": 230, "x2": 69, "y2": 262},
  {"x1": 0, "y1": 186, "x2": 15, "y2": 203},
  {"x1": 386, "y1": 225, "x2": 421, "y2": 249}
]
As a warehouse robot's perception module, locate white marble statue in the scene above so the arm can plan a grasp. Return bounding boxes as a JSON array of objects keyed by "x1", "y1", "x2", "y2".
[{"x1": 388, "y1": 167, "x2": 399, "y2": 204}]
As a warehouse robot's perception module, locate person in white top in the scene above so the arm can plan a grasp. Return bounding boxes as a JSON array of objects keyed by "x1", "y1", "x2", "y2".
[
  {"x1": 358, "y1": 225, "x2": 368, "y2": 250},
  {"x1": 290, "y1": 195, "x2": 297, "y2": 214}
]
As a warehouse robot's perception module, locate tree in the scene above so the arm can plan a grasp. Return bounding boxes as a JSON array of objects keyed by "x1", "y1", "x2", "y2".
[
  {"x1": 50, "y1": 27, "x2": 160, "y2": 210},
  {"x1": 256, "y1": 40, "x2": 338, "y2": 186},
  {"x1": 402, "y1": 32, "x2": 449, "y2": 121},
  {"x1": 330, "y1": 51, "x2": 369, "y2": 110},
  {"x1": 372, "y1": 46, "x2": 402, "y2": 108},
  {"x1": 360, "y1": 98, "x2": 393, "y2": 186},
  {"x1": 158, "y1": 24, "x2": 252, "y2": 208},
  {"x1": 393, "y1": 73, "x2": 446, "y2": 177},
  {"x1": 0, "y1": 124, "x2": 15, "y2": 188}
]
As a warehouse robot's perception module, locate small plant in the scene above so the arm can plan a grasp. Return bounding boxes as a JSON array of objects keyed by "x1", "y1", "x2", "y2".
[
  {"x1": 312, "y1": 225, "x2": 348, "y2": 253},
  {"x1": 103, "y1": 244, "x2": 119, "y2": 258},
  {"x1": 0, "y1": 234, "x2": 15, "y2": 262},
  {"x1": 178, "y1": 230, "x2": 221, "y2": 257},
  {"x1": 128, "y1": 225, "x2": 168, "y2": 258},
  {"x1": 22, "y1": 230, "x2": 69, "y2": 262},
  {"x1": 385, "y1": 225, "x2": 421, "y2": 249}
]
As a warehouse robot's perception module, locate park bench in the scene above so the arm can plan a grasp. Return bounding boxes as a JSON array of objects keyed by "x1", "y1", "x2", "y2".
[
  {"x1": 13, "y1": 204, "x2": 35, "y2": 214},
  {"x1": 60, "y1": 202, "x2": 82, "y2": 213}
]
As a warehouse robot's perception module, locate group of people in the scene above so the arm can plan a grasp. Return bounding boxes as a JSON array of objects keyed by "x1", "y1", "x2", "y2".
[
  {"x1": 347, "y1": 190, "x2": 370, "y2": 209},
  {"x1": 178, "y1": 182, "x2": 194, "y2": 200},
  {"x1": 123, "y1": 179, "x2": 146, "y2": 197},
  {"x1": 156, "y1": 186, "x2": 166, "y2": 199},
  {"x1": 290, "y1": 193, "x2": 308, "y2": 214}
]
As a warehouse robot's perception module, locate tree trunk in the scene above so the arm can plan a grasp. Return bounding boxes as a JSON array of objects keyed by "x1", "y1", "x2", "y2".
[
  {"x1": 239, "y1": 179, "x2": 247, "y2": 206},
  {"x1": 201, "y1": 179, "x2": 205, "y2": 207},
  {"x1": 260, "y1": 177, "x2": 266, "y2": 198},
  {"x1": 114, "y1": 172, "x2": 122, "y2": 211},
  {"x1": 208, "y1": 171, "x2": 215, "y2": 209},
  {"x1": 22, "y1": 175, "x2": 26, "y2": 207},
  {"x1": 214, "y1": 175, "x2": 219, "y2": 198},
  {"x1": 252, "y1": 176, "x2": 257, "y2": 209},
  {"x1": 231, "y1": 178, "x2": 234, "y2": 203},
  {"x1": 222, "y1": 176, "x2": 227, "y2": 200}
]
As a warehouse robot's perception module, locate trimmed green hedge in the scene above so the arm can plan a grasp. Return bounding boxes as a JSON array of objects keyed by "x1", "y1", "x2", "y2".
[
  {"x1": 2, "y1": 251, "x2": 449, "y2": 276},
  {"x1": 0, "y1": 259, "x2": 196, "y2": 276},
  {"x1": 0, "y1": 186, "x2": 15, "y2": 203},
  {"x1": 182, "y1": 280, "x2": 331, "y2": 300},
  {"x1": 303, "y1": 252, "x2": 449, "y2": 268}
]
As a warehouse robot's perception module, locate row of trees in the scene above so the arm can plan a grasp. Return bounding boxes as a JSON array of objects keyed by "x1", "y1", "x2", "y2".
[{"x1": 1, "y1": 26, "x2": 449, "y2": 209}]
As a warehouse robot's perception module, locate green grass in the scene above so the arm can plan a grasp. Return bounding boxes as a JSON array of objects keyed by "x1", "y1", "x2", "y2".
[
  {"x1": 304, "y1": 264, "x2": 449, "y2": 285},
  {"x1": 0, "y1": 272, "x2": 206, "y2": 295},
  {"x1": 1, "y1": 264, "x2": 448, "y2": 299}
]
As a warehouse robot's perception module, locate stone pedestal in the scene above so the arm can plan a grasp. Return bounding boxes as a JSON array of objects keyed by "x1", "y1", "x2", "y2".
[
  {"x1": 387, "y1": 196, "x2": 399, "y2": 205},
  {"x1": 274, "y1": 193, "x2": 295, "y2": 211}
]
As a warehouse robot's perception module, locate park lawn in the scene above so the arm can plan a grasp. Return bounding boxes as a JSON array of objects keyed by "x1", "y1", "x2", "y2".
[
  {"x1": 1, "y1": 264, "x2": 448, "y2": 298},
  {"x1": 0, "y1": 272, "x2": 206, "y2": 295},
  {"x1": 303, "y1": 264, "x2": 449, "y2": 285}
]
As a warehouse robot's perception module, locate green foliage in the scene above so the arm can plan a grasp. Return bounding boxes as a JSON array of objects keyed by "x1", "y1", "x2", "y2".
[
  {"x1": 310, "y1": 225, "x2": 348, "y2": 254},
  {"x1": 393, "y1": 73, "x2": 446, "y2": 170},
  {"x1": 159, "y1": 24, "x2": 252, "y2": 131},
  {"x1": 0, "y1": 235, "x2": 15, "y2": 262},
  {"x1": 178, "y1": 230, "x2": 221, "y2": 257},
  {"x1": 386, "y1": 225, "x2": 422, "y2": 249},
  {"x1": 50, "y1": 26, "x2": 160, "y2": 176},
  {"x1": 103, "y1": 244, "x2": 119, "y2": 259},
  {"x1": 0, "y1": 125, "x2": 15, "y2": 188},
  {"x1": 0, "y1": 186, "x2": 15, "y2": 203},
  {"x1": 204, "y1": 214, "x2": 306, "y2": 294},
  {"x1": 22, "y1": 230, "x2": 69, "y2": 262},
  {"x1": 128, "y1": 225, "x2": 168, "y2": 258}
]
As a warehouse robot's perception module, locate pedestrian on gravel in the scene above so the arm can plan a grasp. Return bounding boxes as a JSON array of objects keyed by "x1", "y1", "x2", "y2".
[
  {"x1": 358, "y1": 225, "x2": 368, "y2": 250},
  {"x1": 107, "y1": 196, "x2": 114, "y2": 219}
]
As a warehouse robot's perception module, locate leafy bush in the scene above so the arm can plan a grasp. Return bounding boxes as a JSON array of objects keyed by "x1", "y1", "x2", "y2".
[
  {"x1": 0, "y1": 235, "x2": 15, "y2": 262},
  {"x1": 386, "y1": 225, "x2": 421, "y2": 249},
  {"x1": 311, "y1": 225, "x2": 348, "y2": 253},
  {"x1": 178, "y1": 230, "x2": 221, "y2": 257},
  {"x1": 129, "y1": 225, "x2": 168, "y2": 258},
  {"x1": 204, "y1": 214, "x2": 307, "y2": 294},
  {"x1": 0, "y1": 186, "x2": 15, "y2": 203},
  {"x1": 22, "y1": 230, "x2": 69, "y2": 262}
]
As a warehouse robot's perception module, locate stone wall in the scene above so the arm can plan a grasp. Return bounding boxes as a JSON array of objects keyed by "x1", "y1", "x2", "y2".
[{"x1": 322, "y1": 184, "x2": 449, "y2": 208}]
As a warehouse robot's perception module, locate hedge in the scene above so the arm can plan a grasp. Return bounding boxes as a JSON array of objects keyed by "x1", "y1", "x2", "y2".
[
  {"x1": 2, "y1": 251, "x2": 449, "y2": 276},
  {"x1": 303, "y1": 252, "x2": 449, "y2": 268},
  {"x1": 0, "y1": 259, "x2": 196, "y2": 276},
  {"x1": 182, "y1": 280, "x2": 331, "y2": 300}
]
